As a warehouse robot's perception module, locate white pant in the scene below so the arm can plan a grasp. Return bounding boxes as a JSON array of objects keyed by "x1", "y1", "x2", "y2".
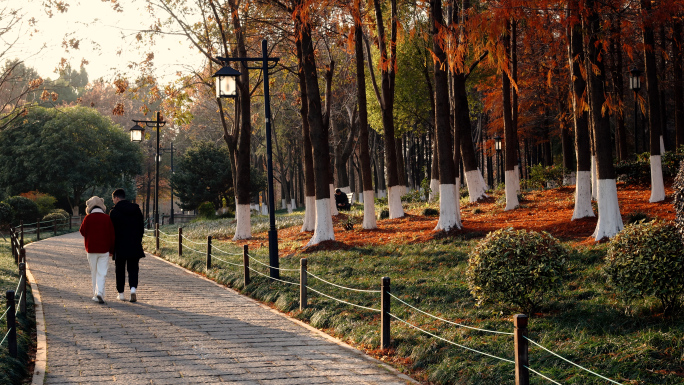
[{"x1": 87, "y1": 252, "x2": 109, "y2": 298}]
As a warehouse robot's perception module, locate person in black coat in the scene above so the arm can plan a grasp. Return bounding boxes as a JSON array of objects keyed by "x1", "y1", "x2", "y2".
[
  {"x1": 334, "y1": 188, "x2": 350, "y2": 211},
  {"x1": 109, "y1": 188, "x2": 145, "y2": 302}
]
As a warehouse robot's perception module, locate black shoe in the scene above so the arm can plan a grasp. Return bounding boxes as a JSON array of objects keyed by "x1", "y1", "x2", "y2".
[
  {"x1": 130, "y1": 293, "x2": 137, "y2": 303},
  {"x1": 97, "y1": 295, "x2": 104, "y2": 304}
]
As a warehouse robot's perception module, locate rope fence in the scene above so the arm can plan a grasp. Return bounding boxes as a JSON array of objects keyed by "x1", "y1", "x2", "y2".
[
  {"x1": 2, "y1": 225, "x2": 29, "y2": 359},
  {"x1": 144, "y1": 226, "x2": 629, "y2": 385}
]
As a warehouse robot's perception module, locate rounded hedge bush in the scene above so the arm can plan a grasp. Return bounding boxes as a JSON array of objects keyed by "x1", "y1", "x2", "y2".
[
  {"x1": 42, "y1": 209, "x2": 70, "y2": 223},
  {"x1": 674, "y1": 162, "x2": 684, "y2": 243},
  {"x1": 197, "y1": 202, "x2": 216, "y2": 219},
  {"x1": 4, "y1": 196, "x2": 39, "y2": 225},
  {"x1": 466, "y1": 228, "x2": 567, "y2": 314},
  {"x1": 605, "y1": 220, "x2": 684, "y2": 314},
  {"x1": 0, "y1": 202, "x2": 14, "y2": 229}
]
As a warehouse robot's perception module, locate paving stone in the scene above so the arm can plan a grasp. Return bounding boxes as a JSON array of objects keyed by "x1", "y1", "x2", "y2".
[{"x1": 27, "y1": 232, "x2": 415, "y2": 385}]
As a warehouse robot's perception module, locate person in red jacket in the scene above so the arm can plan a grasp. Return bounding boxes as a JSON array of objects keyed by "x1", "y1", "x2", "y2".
[{"x1": 79, "y1": 196, "x2": 115, "y2": 304}]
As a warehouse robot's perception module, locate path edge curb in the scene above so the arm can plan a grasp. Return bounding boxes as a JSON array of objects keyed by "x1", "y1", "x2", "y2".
[
  {"x1": 148, "y1": 252, "x2": 418, "y2": 384},
  {"x1": 24, "y1": 260, "x2": 46, "y2": 385}
]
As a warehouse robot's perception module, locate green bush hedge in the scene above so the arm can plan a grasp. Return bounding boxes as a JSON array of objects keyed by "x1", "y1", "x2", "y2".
[
  {"x1": 197, "y1": 202, "x2": 216, "y2": 219},
  {"x1": 615, "y1": 150, "x2": 684, "y2": 185},
  {"x1": 605, "y1": 220, "x2": 684, "y2": 314},
  {"x1": 0, "y1": 202, "x2": 13, "y2": 230},
  {"x1": 42, "y1": 209, "x2": 70, "y2": 223},
  {"x1": 4, "y1": 196, "x2": 39, "y2": 226},
  {"x1": 466, "y1": 228, "x2": 567, "y2": 314}
]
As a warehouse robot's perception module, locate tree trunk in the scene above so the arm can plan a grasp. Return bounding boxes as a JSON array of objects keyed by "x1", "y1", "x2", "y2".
[
  {"x1": 641, "y1": 0, "x2": 665, "y2": 202},
  {"x1": 511, "y1": 18, "x2": 521, "y2": 194},
  {"x1": 585, "y1": 0, "x2": 622, "y2": 239},
  {"x1": 354, "y1": 11, "x2": 377, "y2": 229},
  {"x1": 298, "y1": 18, "x2": 335, "y2": 245},
  {"x1": 610, "y1": 14, "x2": 628, "y2": 161},
  {"x1": 674, "y1": 16, "x2": 684, "y2": 150},
  {"x1": 502, "y1": 18, "x2": 519, "y2": 210},
  {"x1": 296, "y1": 35, "x2": 317, "y2": 232},
  {"x1": 569, "y1": 0, "x2": 594, "y2": 220},
  {"x1": 431, "y1": 0, "x2": 460, "y2": 231},
  {"x1": 371, "y1": 0, "x2": 403, "y2": 218}
]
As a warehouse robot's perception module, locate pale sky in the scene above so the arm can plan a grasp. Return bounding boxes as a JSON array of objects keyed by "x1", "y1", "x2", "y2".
[{"x1": 11, "y1": 0, "x2": 205, "y2": 84}]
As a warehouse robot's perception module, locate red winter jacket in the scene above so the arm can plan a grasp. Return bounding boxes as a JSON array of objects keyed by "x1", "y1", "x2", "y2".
[{"x1": 79, "y1": 210, "x2": 116, "y2": 254}]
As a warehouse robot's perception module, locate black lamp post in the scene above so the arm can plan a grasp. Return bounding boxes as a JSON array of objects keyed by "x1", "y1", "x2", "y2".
[
  {"x1": 212, "y1": 39, "x2": 280, "y2": 279},
  {"x1": 494, "y1": 135, "x2": 502, "y2": 185},
  {"x1": 130, "y1": 111, "x2": 166, "y2": 226},
  {"x1": 629, "y1": 67, "x2": 642, "y2": 154},
  {"x1": 158, "y1": 142, "x2": 175, "y2": 224}
]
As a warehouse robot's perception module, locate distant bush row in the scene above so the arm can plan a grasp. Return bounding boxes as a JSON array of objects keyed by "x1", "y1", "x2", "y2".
[{"x1": 0, "y1": 192, "x2": 70, "y2": 228}]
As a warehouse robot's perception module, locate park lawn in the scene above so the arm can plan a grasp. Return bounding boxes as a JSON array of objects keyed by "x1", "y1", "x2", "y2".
[{"x1": 145, "y1": 184, "x2": 683, "y2": 385}]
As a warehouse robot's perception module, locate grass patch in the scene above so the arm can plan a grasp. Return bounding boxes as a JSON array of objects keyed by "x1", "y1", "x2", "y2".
[{"x1": 145, "y1": 219, "x2": 684, "y2": 385}]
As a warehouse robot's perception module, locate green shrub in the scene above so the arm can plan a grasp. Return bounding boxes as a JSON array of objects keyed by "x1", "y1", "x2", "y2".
[
  {"x1": 20, "y1": 191, "x2": 57, "y2": 217},
  {"x1": 615, "y1": 151, "x2": 684, "y2": 185},
  {"x1": 529, "y1": 164, "x2": 567, "y2": 189},
  {"x1": 197, "y1": 201, "x2": 216, "y2": 219},
  {"x1": 605, "y1": 220, "x2": 684, "y2": 314},
  {"x1": 466, "y1": 228, "x2": 567, "y2": 314},
  {"x1": 401, "y1": 188, "x2": 424, "y2": 203},
  {"x1": 378, "y1": 209, "x2": 389, "y2": 219},
  {"x1": 4, "y1": 196, "x2": 39, "y2": 225},
  {"x1": 675, "y1": 162, "x2": 684, "y2": 243},
  {"x1": 625, "y1": 211, "x2": 652, "y2": 225},
  {"x1": 422, "y1": 207, "x2": 439, "y2": 216},
  {"x1": 0, "y1": 202, "x2": 13, "y2": 230},
  {"x1": 42, "y1": 209, "x2": 70, "y2": 223}
]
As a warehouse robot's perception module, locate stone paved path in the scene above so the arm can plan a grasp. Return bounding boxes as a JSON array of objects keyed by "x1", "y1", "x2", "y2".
[{"x1": 26, "y1": 232, "x2": 415, "y2": 385}]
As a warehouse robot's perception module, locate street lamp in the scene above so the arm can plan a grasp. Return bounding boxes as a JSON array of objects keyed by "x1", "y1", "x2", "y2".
[
  {"x1": 629, "y1": 67, "x2": 642, "y2": 153},
  {"x1": 494, "y1": 135, "x2": 502, "y2": 185},
  {"x1": 213, "y1": 39, "x2": 280, "y2": 279},
  {"x1": 130, "y1": 111, "x2": 166, "y2": 226}
]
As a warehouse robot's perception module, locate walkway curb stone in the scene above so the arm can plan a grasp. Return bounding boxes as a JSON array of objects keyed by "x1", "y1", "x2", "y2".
[{"x1": 26, "y1": 232, "x2": 417, "y2": 385}]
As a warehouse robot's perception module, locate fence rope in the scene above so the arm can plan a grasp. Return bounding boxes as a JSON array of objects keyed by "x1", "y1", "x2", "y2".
[
  {"x1": 181, "y1": 243, "x2": 204, "y2": 255},
  {"x1": 181, "y1": 235, "x2": 207, "y2": 246},
  {"x1": 524, "y1": 337, "x2": 625, "y2": 385},
  {"x1": 0, "y1": 307, "x2": 8, "y2": 321},
  {"x1": 389, "y1": 313, "x2": 515, "y2": 364},
  {"x1": 389, "y1": 293, "x2": 513, "y2": 335},
  {"x1": 14, "y1": 277, "x2": 23, "y2": 297},
  {"x1": 22, "y1": 228, "x2": 38, "y2": 234},
  {"x1": 158, "y1": 237, "x2": 176, "y2": 245},
  {"x1": 211, "y1": 255, "x2": 243, "y2": 268},
  {"x1": 306, "y1": 286, "x2": 381, "y2": 312},
  {"x1": 14, "y1": 292, "x2": 23, "y2": 316},
  {"x1": 248, "y1": 255, "x2": 299, "y2": 272},
  {"x1": 0, "y1": 328, "x2": 11, "y2": 346},
  {"x1": 525, "y1": 365, "x2": 562, "y2": 385},
  {"x1": 247, "y1": 266, "x2": 300, "y2": 286},
  {"x1": 22, "y1": 221, "x2": 38, "y2": 227},
  {"x1": 143, "y1": 234, "x2": 155, "y2": 239},
  {"x1": 211, "y1": 245, "x2": 243, "y2": 256},
  {"x1": 157, "y1": 229, "x2": 176, "y2": 237},
  {"x1": 307, "y1": 271, "x2": 381, "y2": 293}
]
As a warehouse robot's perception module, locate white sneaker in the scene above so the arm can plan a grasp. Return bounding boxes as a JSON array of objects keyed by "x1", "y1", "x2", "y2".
[
  {"x1": 118, "y1": 293, "x2": 126, "y2": 301},
  {"x1": 91, "y1": 296, "x2": 99, "y2": 302}
]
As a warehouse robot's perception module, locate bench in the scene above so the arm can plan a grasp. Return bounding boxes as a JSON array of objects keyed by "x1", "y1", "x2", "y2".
[{"x1": 346, "y1": 192, "x2": 354, "y2": 203}]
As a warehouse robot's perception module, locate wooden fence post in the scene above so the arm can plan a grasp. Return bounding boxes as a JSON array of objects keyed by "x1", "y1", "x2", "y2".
[
  {"x1": 20, "y1": 248, "x2": 25, "y2": 265},
  {"x1": 11, "y1": 228, "x2": 17, "y2": 264},
  {"x1": 178, "y1": 227, "x2": 183, "y2": 257},
  {"x1": 381, "y1": 276, "x2": 391, "y2": 349},
  {"x1": 155, "y1": 223, "x2": 160, "y2": 250},
  {"x1": 36, "y1": 218, "x2": 40, "y2": 240},
  {"x1": 206, "y1": 235, "x2": 212, "y2": 270},
  {"x1": 300, "y1": 258, "x2": 307, "y2": 310},
  {"x1": 20, "y1": 220, "x2": 24, "y2": 248},
  {"x1": 6, "y1": 290, "x2": 17, "y2": 358},
  {"x1": 19, "y1": 263, "x2": 26, "y2": 314},
  {"x1": 243, "y1": 245, "x2": 250, "y2": 286},
  {"x1": 53, "y1": 218, "x2": 57, "y2": 236},
  {"x1": 514, "y1": 314, "x2": 529, "y2": 385}
]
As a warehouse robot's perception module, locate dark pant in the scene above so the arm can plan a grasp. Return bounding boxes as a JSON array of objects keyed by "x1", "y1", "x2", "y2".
[{"x1": 115, "y1": 257, "x2": 139, "y2": 293}]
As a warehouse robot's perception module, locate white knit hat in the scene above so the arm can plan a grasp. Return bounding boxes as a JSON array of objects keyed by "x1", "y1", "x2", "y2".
[{"x1": 85, "y1": 196, "x2": 105, "y2": 214}]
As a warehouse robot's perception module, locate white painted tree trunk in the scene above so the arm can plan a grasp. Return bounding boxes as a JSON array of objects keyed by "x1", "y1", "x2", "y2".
[
  {"x1": 592, "y1": 179, "x2": 623, "y2": 240},
  {"x1": 464, "y1": 169, "x2": 488, "y2": 202},
  {"x1": 281, "y1": 199, "x2": 286, "y2": 210},
  {"x1": 434, "y1": 183, "x2": 462, "y2": 231},
  {"x1": 388, "y1": 185, "x2": 405, "y2": 219},
  {"x1": 564, "y1": 171, "x2": 576, "y2": 186},
  {"x1": 514, "y1": 165, "x2": 521, "y2": 193},
  {"x1": 429, "y1": 179, "x2": 439, "y2": 201},
  {"x1": 649, "y1": 155, "x2": 666, "y2": 203},
  {"x1": 591, "y1": 155, "x2": 597, "y2": 200},
  {"x1": 290, "y1": 198, "x2": 297, "y2": 210},
  {"x1": 329, "y1": 184, "x2": 339, "y2": 216},
  {"x1": 340, "y1": 186, "x2": 351, "y2": 193},
  {"x1": 261, "y1": 204, "x2": 268, "y2": 216},
  {"x1": 233, "y1": 204, "x2": 252, "y2": 240},
  {"x1": 660, "y1": 135, "x2": 665, "y2": 154},
  {"x1": 377, "y1": 190, "x2": 387, "y2": 199},
  {"x1": 301, "y1": 196, "x2": 316, "y2": 231},
  {"x1": 306, "y1": 198, "x2": 335, "y2": 246},
  {"x1": 505, "y1": 170, "x2": 519, "y2": 210},
  {"x1": 571, "y1": 171, "x2": 595, "y2": 220},
  {"x1": 362, "y1": 190, "x2": 377, "y2": 229},
  {"x1": 359, "y1": 193, "x2": 364, "y2": 203},
  {"x1": 72, "y1": 206, "x2": 79, "y2": 216},
  {"x1": 286, "y1": 203, "x2": 293, "y2": 214}
]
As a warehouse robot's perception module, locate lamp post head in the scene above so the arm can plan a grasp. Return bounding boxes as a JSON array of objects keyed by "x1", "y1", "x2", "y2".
[
  {"x1": 129, "y1": 123, "x2": 145, "y2": 142},
  {"x1": 212, "y1": 65, "x2": 241, "y2": 98},
  {"x1": 494, "y1": 135, "x2": 502, "y2": 151},
  {"x1": 629, "y1": 67, "x2": 642, "y2": 92}
]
